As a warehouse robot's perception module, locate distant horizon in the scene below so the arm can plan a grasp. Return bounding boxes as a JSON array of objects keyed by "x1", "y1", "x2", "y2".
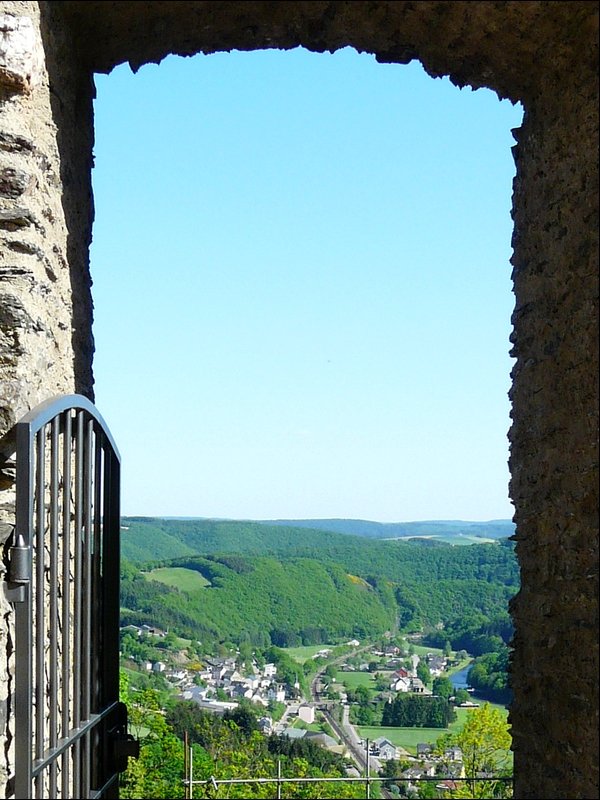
[{"x1": 121, "y1": 514, "x2": 514, "y2": 524}]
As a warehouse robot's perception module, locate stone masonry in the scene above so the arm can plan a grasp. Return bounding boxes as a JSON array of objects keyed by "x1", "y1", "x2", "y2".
[{"x1": 0, "y1": 2, "x2": 597, "y2": 798}]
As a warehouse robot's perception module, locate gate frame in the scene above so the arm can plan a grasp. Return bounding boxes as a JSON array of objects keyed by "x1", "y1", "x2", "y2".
[{"x1": 6, "y1": 395, "x2": 135, "y2": 799}]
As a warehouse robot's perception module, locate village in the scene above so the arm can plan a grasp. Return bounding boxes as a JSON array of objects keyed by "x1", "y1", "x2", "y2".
[{"x1": 120, "y1": 624, "x2": 481, "y2": 794}]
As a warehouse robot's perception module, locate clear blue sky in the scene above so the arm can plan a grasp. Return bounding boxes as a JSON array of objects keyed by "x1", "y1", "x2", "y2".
[{"x1": 90, "y1": 47, "x2": 523, "y2": 523}]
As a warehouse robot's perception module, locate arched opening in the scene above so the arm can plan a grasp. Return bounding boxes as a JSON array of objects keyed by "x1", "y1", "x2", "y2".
[
  {"x1": 90, "y1": 46, "x2": 522, "y2": 795},
  {"x1": 90, "y1": 48, "x2": 522, "y2": 524}
]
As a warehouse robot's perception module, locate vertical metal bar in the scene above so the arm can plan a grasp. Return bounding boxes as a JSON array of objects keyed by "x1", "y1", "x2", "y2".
[
  {"x1": 35, "y1": 426, "x2": 46, "y2": 800},
  {"x1": 183, "y1": 732, "x2": 188, "y2": 800},
  {"x1": 102, "y1": 440, "x2": 121, "y2": 797},
  {"x1": 189, "y1": 745, "x2": 193, "y2": 800},
  {"x1": 61, "y1": 410, "x2": 72, "y2": 799},
  {"x1": 277, "y1": 759, "x2": 282, "y2": 800},
  {"x1": 49, "y1": 416, "x2": 60, "y2": 799},
  {"x1": 91, "y1": 435, "x2": 102, "y2": 792},
  {"x1": 365, "y1": 737, "x2": 371, "y2": 800},
  {"x1": 14, "y1": 418, "x2": 35, "y2": 800},
  {"x1": 73, "y1": 410, "x2": 84, "y2": 795},
  {"x1": 81, "y1": 417, "x2": 94, "y2": 798}
]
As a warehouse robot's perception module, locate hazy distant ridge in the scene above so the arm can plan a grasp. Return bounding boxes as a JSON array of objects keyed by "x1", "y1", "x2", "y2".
[{"x1": 257, "y1": 518, "x2": 515, "y2": 540}]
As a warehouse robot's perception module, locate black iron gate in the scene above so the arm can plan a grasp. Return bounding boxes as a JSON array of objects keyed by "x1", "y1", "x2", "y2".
[{"x1": 6, "y1": 395, "x2": 136, "y2": 799}]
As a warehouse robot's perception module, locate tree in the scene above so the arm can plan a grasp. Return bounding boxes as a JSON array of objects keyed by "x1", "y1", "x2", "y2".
[
  {"x1": 436, "y1": 703, "x2": 512, "y2": 798},
  {"x1": 382, "y1": 695, "x2": 454, "y2": 728},
  {"x1": 454, "y1": 688, "x2": 470, "y2": 705},
  {"x1": 468, "y1": 647, "x2": 512, "y2": 704},
  {"x1": 237, "y1": 640, "x2": 254, "y2": 670},
  {"x1": 223, "y1": 701, "x2": 260, "y2": 735},
  {"x1": 432, "y1": 675, "x2": 453, "y2": 699},
  {"x1": 416, "y1": 661, "x2": 431, "y2": 686},
  {"x1": 119, "y1": 677, "x2": 186, "y2": 799}
]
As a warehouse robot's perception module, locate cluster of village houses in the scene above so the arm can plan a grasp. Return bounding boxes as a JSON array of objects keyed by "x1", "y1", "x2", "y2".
[
  {"x1": 365, "y1": 736, "x2": 465, "y2": 789},
  {"x1": 338, "y1": 646, "x2": 468, "y2": 791},
  {"x1": 121, "y1": 626, "x2": 468, "y2": 788},
  {"x1": 121, "y1": 623, "x2": 300, "y2": 735}
]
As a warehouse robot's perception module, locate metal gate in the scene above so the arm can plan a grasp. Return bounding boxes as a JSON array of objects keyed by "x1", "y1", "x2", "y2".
[{"x1": 6, "y1": 395, "x2": 136, "y2": 799}]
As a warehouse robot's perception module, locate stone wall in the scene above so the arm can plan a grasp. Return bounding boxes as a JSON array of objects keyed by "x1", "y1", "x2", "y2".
[{"x1": 0, "y1": 2, "x2": 597, "y2": 798}]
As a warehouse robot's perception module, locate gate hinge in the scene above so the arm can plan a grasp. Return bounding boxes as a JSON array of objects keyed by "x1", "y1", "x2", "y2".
[
  {"x1": 2, "y1": 582, "x2": 25, "y2": 603},
  {"x1": 8, "y1": 533, "x2": 30, "y2": 585},
  {"x1": 4, "y1": 533, "x2": 30, "y2": 603}
]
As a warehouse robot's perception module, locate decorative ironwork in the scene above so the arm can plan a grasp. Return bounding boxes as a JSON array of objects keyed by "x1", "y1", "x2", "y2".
[{"x1": 6, "y1": 395, "x2": 137, "y2": 799}]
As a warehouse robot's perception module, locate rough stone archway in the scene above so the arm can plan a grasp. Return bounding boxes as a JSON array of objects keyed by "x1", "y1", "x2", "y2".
[{"x1": 0, "y1": 2, "x2": 597, "y2": 798}]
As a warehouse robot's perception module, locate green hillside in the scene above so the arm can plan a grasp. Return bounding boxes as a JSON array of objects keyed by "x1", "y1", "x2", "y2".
[
  {"x1": 120, "y1": 519, "x2": 197, "y2": 562},
  {"x1": 120, "y1": 517, "x2": 518, "y2": 651},
  {"x1": 122, "y1": 553, "x2": 396, "y2": 646},
  {"x1": 121, "y1": 516, "x2": 345, "y2": 563}
]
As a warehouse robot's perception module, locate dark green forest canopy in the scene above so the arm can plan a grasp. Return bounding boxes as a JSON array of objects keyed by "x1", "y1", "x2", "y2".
[
  {"x1": 121, "y1": 517, "x2": 517, "y2": 584},
  {"x1": 120, "y1": 518, "x2": 518, "y2": 649}
]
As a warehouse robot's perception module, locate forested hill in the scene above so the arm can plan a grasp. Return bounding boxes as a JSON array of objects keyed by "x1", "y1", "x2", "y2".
[
  {"x1": 259, "y1": 518, "x2": 515, "y2": 542},
  {"x1": 120, "y1": 517, "x2": 518, "y2": 651},
  {"x1": 120, "y1": 516, "x2": 515, "y2": 564}
]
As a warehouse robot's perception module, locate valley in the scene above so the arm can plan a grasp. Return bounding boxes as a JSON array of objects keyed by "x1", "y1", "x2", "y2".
[{"x1": 119, "y1": 516, "x2": 516, "y2": 797}]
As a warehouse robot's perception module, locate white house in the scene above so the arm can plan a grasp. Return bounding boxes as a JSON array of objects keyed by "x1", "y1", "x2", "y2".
[
  {"x1": 166, "y1": 669, "x2": 188, "y2": 683},
  {"x1": 250, "y1": 693, "x2": 269, "y2": 707},
  {"x1": 372, "y1": 737, "x2": 398, "y2": 760},
  {"x1": 390, "y1": 676, "x2": 411, "y2": 693},
  {"x1": 258, "y1": 716, "x2": 273, "y2": 734},
  {"x1": 233, "y1": 685, "x2": 254, "y2": 700},
  {"x1": 444, "y1": 747, "x2": 463, "y2": 762},
  {"x1": 267, "y1": 685, "x2": 286, "y2": 703},
  {"x1": 298, "y1": 705, "x2": 315, "y2": 724},
  {"x1": 427, "y1": 656, "x2": 446, "y2": 676},
  {"x1": 245, "y1": 674, "x2": 261, "y2": 690},
  {"x1": 120, "y1": 624, "x2": 142, "y2": 637}
]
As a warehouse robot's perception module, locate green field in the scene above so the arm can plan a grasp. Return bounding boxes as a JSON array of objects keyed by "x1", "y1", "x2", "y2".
[
  {"x1": 390, "y1": 533, "x2": 496, "y2": 546},
  {"x1": 335, "y1": 671, "x2": 376, "y2": 689},
  {"x1": 292, "y1": 719, "x2": 323, "y2": 732},
  {"x1": 404, "y1": 642, "x2": 444, "y2": 657},
  {"x1": 358, "y1": 704, "x2": 509, "y2": 755},
  {"x1": 145, "y1": 567, "x2": 211, "y2": 592},
  {"x1": 284, "y1": 645, "x2": 335, "y2": 664},
  {"x1": 358, "y1": 725, "x2": 448, "y2": 753}
]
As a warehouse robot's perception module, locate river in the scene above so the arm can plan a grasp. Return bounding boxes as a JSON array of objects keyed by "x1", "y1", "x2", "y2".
[{"x1": 450, "y1": 663, "x2": 472, "y2": 689}]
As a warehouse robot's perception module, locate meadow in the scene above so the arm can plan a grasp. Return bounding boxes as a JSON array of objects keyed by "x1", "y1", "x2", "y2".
[
  {"x1": 282, "y1": 645, "x2": 331, "y2": 663},
  {"x1": 358, "y1": 703, "x2": 509, "y2": 754},
  {"x1": 335, "y1": 671, "x2": 377, "y2": 690},
  {"x1": 145, "y1": 566, "x2": 211, "y2": 592}
]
